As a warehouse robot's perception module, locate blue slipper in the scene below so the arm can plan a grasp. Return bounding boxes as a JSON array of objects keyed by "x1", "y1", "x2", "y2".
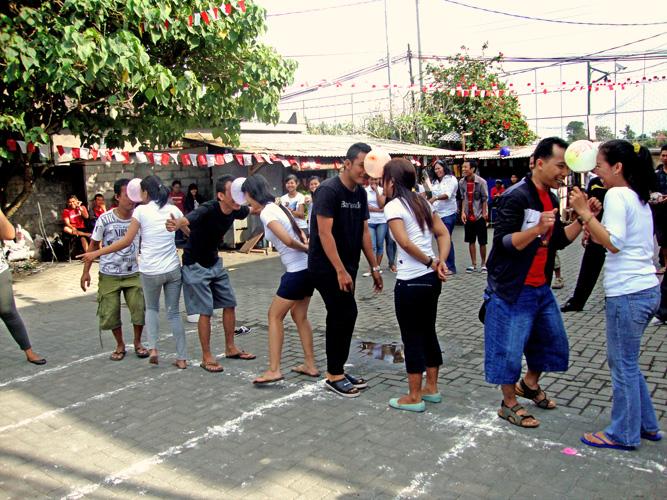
[
  {"x1": 421, "y1": 392, "x2": 442, "y2": 404},
  {"x1": 641, "y1": 431, "x2": 662, "y2": 442},
  {"x1": 389, "y1": 398, "x2": 425, "y2": 413},
  {"x1": 580, "y1": 432, "x2": 635, "y2": 451}
]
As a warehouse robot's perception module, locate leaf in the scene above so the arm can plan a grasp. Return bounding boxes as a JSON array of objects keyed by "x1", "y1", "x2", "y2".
[{"x1": 109, "y1": 108, "x2": 118, "y2": 120}]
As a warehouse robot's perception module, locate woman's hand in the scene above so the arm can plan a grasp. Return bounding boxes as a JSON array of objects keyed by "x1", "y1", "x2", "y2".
[
  {"x1": 569, "y1": 187, "x2": 590, "y2": 216},
  {"x1": 433, "y1": 259, "x2": 448, "y2": 281},
  {"x1": 588, "y1": 197, "x2": 602, "y2": 218}
]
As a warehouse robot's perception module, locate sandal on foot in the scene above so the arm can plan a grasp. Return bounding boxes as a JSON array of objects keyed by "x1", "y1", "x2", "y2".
[
  {"x1": 389, "y1": 398, "x2": 426, "y2": 412},
  {"x1": 226, "y1": 351, "x2": 256, "y2": 360},
  {"x1": 421, "y1": 392, "x2": 442, "y2": 404},
  {"x1": 515, "y1": 379, "x2": 557, "y2": 409},
  {"x1": 134, "y1": 346, "x2": 150, "y2": 359},
  {"x1": 110, "y1": 350, "x2": 126, "y2": 361},
  {"x1": 344, "y1": 373, "x2": 368, "y2": 389},
  {"x1": 498, "y1": 401, "x2": 540, "y2": 428},
  {"x1": 172, "y1": 360, "x2": 187, "y2": 370},
  {"x1": 200, "y1": 362, "x2": 224, "y2": 373},
  {"x1": 325, "y1": 378, "x2": 360, "y2": 398},
  {"x1": 291, "y1": 366, "x2": 321, "y2": 377},
  {"x1": 148, "y1": 355, "x2": 158, "y2": 365},
  {"x1": 641, "y1": 431, "x2": 662, "y2": 442},
  {"x1": 580, "y1": 432, "x2": 635, "y2": 451},
  {"x1": 253, "y1": 375, "x2": 285, "y2": 385}
]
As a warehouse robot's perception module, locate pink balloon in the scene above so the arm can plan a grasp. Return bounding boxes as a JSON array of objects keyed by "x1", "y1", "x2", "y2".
[{"x1": 127, "y1": 178, "x2": 143, "y2": 203}]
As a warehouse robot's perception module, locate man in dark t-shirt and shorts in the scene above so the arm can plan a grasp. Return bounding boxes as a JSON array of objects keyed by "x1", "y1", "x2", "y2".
[
  {"x1": 167, "y1": 175, "x2": 256, "y2": 373},
  {"x1": 309, "y1": 142, "x2": 383, "y2": 397}
]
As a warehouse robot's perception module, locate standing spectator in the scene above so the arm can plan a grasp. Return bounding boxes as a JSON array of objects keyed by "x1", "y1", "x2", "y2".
[
  {"x1": 383, "y1": 158, "x2": 450, "y2": 412},
  {"x1": 80, "y1": 179, "x2": 148, "y2": 361},
  {"x1": 280, "y1": 175, "x2": 308, "y2": 234},
  {"x1": 184, "y1": 183, "x2": 205, "y2": 215},
  {"x1": 458, "y1": 160, "x2": 489, "y2": 273},
  {"x1": 169, "y1": 180, "x2": 185, "y2": 212},
  {"x1": 80, "y1": 176, "x2": 188, "y2": 369},
  {"x1": 651, "y1": 144, "x2": 667, "y2": 273},
  {"x1": 90, "y1": 193, "x2": 107, "y2": 218},
  {"x1": 62, "y1": 194, "x2": 91, "y2": 252},
  {"x1": 166, "y1": 175, "x2": 256, "y2": 373},
  {"x1": 309, "y1": 142, "x2": 382, "y2": 397},
  {"x1": 363, "y1": 177, "x2": 387, "y2": 277},
  {"x1": 0, "y1": 208, "x2": 46, "y2": 365},
  {"x1": 429, "y1": 160, "x2": 458, "y2": 274},
  {"x1": 509, "y1": 174, "x2": 520, "y2": 186},
  {"x1": 571, "y1": 140, "x2": 662, "y2": 450},
  {"x1": 304, "y1": 176, "x2": 321, "y2": 234},
  {"x1": 484, "y1": 137, "x2": 587, "y2": 429},
  {"x1": 242, "y1": 175, "x2": 319, "y2": 384},
  {"x1": 561, "y1": 176, "x2": 607, "y2": 312},
  {"x1": 490, "y1": 180, "x2": 505, "y2": 226}
]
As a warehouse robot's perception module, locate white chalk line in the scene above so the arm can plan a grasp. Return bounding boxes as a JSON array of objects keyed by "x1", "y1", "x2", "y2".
[
  {"x1": 0, "y1": 371, "x2": 179, "y2": 434},
  {"x1": 62, "y1": 382, "x2": 321, "y2": 499}
]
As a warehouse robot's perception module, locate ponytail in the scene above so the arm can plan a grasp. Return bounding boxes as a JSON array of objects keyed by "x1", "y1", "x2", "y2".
[
  {"x1": 276, "y1": 203, "x2": 306, "y2": 244},
  {"x1": 140, "y1": 175, "x2": 170, "y2": 208},
  {"x1": 598, "y1": 140, "x2": 657, "y2": 204}
]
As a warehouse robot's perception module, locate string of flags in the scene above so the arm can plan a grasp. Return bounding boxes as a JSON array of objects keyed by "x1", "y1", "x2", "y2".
[
  {"x1": 4, "y1": 139, "x2": 425, "y2": 171},
  {"x1": 140, "y1": 1, "x2": 246, "y2": 32}
]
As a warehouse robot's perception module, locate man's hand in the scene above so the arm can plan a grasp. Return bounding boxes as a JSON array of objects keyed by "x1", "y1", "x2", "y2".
[
  {"x1": 371, "y1": 270, "x2": 383, "y2": 293},
  {"x1": 77, "y1": 251, "x2": 98, "y2": 264},
  {"x1": 337, "y1": 269, "x2": 354, "y2": 292},
  {"x1": 536, "y1": 208, "x2": 558, "y2": 234},
  {"x1": 460, "y1": 212, "x2": 467, "y2": 224},
  {"x1": 165, "y1": 213, "x2": 181, "y2": 232},
  {"x1": 80, "y1": 272, "x2": 91, "y2": 292},
  {"x1": 588, "y1": 197, "x2": 602, "y2": 218}
]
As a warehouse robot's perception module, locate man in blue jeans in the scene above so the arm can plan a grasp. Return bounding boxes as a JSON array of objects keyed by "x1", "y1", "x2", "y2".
[{"x1": 484, "y1": 137, "x2": 593, "y2": 428}]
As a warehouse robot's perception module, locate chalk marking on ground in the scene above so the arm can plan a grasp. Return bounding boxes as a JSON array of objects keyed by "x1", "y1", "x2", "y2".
[{"x1": 62, "y1": 382, "x2": 321, "y2": 499}]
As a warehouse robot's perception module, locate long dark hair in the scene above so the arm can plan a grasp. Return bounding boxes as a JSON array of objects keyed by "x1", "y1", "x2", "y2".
[
  {"x1": 598, "y1": 140, "x2": 656, "y2": 204},
  {"x1": 140, "y1": 175, "x2": 170, "y2": 208},
  {"x1": 382, "y1": 158, "x2": 433, "y2": 232},
  {"x1": 429, "y1": 159, "x2": 453, "y2": 183},
  {"x1": 242, "y1": 175, "x2": 305, "y2": 243}
]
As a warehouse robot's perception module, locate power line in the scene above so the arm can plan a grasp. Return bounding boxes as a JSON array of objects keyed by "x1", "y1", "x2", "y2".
[
  {"x1": 441, "y1": 0, "x2": 667, "y2": 27},
  {"x1": 267, "y1": 0, "x2": 381, "y2": 17}
]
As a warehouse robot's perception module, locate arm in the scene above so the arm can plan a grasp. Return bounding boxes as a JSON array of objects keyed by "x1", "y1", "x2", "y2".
[
  {"x1": 361, "y1": 221, "x2": 382, "y2": 292},
  {"x1": 266, "y1": 220, "x2": 308, "y2": 252},
  {"x1": 80, "y1": 240, "x2": 100, "y2": 291},
  {"x1": 387, "y1": 216, "x2": 448, "y2": 280},
  {"x1": 79, "y1": 205, "x2": 89, "y2": 219},
  {"x1": 0, "y1": 209, "x2": 16, "y2": 240},
  {"x1": 480, "y1": 181, "x2": 489, "y2": 219},
  {"x1": 317, "y1": 215, "x2": 354, "y2": 291},
  {"x1": 78, "y1": 218, "x2": 140, "y2": 263},
  {"x1": 290, "y1": 202, "x2": 306, "y2": 220},
  {"x1": 570, "y1": 187, "x2": 617, "y2": 252}
]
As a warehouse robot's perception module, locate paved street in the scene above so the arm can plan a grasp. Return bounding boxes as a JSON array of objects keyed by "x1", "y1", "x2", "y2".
[{"x1": 1, "y1": 229, "x2": 665, "y2": 499}]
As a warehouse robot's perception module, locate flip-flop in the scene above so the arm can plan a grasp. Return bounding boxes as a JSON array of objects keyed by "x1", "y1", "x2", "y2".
[
  {"x1": 110, "y1": 350, "x2": 126, "y2": 361},
  {"x1": 226, "y1": 351, "x2": 256, "y2": 360},
  {"x1": 640, "y1": 431, "x2": 662, "y2": 442},
  {"x1": 291, "y1": 367, "x2": 321, "y2": 377},
  {"x1": 580, "y1": 432, "x2": 635, "y2": 451},
  {"x1": 200, "y1": 362, "x2": 224, "y2": 373},
  {"x1": 172, "y1": 361, "x2": 187, "y2": 370},
  {"x1": 134, "y1": 347, "x2": 150, "y2": 359},
  {"x1": 253, "y1": 376, "x2": 285, "y2": 385}
]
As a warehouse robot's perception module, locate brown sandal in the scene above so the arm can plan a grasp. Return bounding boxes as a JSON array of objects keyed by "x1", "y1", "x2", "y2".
[
  {"x1": 498, "y1": 401, "x2": 540, "y2": 428},
  {"x1": 515, "y1": 379, "x2": 557, "y2": 409}
]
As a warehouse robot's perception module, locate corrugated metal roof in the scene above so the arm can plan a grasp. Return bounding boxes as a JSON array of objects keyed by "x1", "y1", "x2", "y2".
[
  {"x1": 440, "y1": 145, "x2": 535, "y2": 160},
  {"x1": 183, "y1": 131, "x2": 459, "y2": 157}
]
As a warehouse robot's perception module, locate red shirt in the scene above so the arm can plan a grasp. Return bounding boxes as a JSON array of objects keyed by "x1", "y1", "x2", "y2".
[
  {"x1": 62, "y1": 207, "x2": 86, "y2": 229},
  {"x1": 93, "y1": 206, "x2": 106, "y2": 218},
  {"x1": 466, "y1": 180, "x2": 476, "y2": 222},
  {"x1": 491, "y1": 186, "x2": 505, "y2": 198},
  {"x1": 170, "y1": 191, "x2": 185, "y2": 211},
  {"x1": 524, "y1": 188, "x2": 554, "y2": 287}
]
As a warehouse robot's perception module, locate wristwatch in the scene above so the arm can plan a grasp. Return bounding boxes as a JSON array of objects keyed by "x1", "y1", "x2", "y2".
[{"x1": 371, "y1": 266, "x2": 381, "y2": 273}]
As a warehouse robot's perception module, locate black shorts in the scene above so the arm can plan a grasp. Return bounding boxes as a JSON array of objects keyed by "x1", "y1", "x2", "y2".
[
  {"x1": 464, "y1": 218, "x2": 488, "y2": 245},
  {"x1": 276, "y1": 269, "x2": 315, "y2": 301}
]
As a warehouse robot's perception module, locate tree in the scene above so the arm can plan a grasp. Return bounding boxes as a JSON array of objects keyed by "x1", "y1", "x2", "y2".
[
  {"x1": 419, "y1": 46, "x2": 536, "y2": 150},
  {"x1": 566, "y1": 121, "x2": 587, "y2": 142},
  {"x1": 620, "y1": 125, "x2": 637, "y2": 141},
  {"x1": 594, "y1": 125, "x2": 615, "y2": 142},
  {"x1": 0, "y1": 0, "x2": 295, "y2": 215}
]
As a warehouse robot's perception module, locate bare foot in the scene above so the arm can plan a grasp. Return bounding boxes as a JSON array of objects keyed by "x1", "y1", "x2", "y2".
[
  {"x1": 291, "y1": 364, "x2": 320, "y2": 377},
  {"x1": 398, "y1": 394, "x2": 422, "y2": 405},
  {"x1": 253, "y1": 369, "x2": 284, "y2": 384},
  {"x1": 172, "y1": 360, "x2": 187, "y2": 369}
]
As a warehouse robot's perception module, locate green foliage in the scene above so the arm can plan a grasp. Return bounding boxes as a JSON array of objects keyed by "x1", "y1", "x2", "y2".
[
  {"x1": 420, "y1": 46, "x2": 537, "y2": 150},
  {"x1": 566, "y1": 121, "x2": 587, "y2": 142},
  {"x1": 594, "y1": 125, "x2": 615, "y2": 142},
  {"x1": 620, "y1": 124, "x2": 636, "y2": 141},
  {"x1": 307, "y1": 113, "x2": 420, "y2": 143},
  {"x1": 0, "y1": 1, "x2": 296, "y2": 148}
]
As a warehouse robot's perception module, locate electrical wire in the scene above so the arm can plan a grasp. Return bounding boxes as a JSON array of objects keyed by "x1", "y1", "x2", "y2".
[
  {"x1": 267, "y1": 0, "x2": 381, "y2": 17},
  {"x1": 441, "y1": 0, "x2": 667, "y2": 27}
]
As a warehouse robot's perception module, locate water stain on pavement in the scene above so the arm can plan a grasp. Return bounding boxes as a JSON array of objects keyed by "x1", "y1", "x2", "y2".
[{"x1": 357, "y1": 341, "x2": 405, "y2": 364}]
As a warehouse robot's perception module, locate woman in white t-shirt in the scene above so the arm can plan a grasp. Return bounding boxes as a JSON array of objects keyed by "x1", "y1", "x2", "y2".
[
  {"x1": 363, "y1": 177, "x2": 387, "y2": 277},
  {"x1": 80, "y1": 176, "x2": 187, "y2": 369},
  {"x1": 571, "y1": 141, "x2": 661, "y2": 450},
  {"x1": 382, "y1": 158, "x2": 451, "y2": 413},
  {"x1": 304, "y1": 175, "x2": 321, "y2": 234},
  {"x1": 428, "y1": 160, "x2": 459, "y2": 274},
  {"x1": 242, "y1": 175, "x2": 319, "y2": 384},
  {"x1": 280, "y1": 174, "x2": 308, "y2": 233}
]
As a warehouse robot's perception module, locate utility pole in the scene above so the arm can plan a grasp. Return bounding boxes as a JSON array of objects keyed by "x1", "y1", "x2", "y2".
[
  {"x1": 534, "y1": 69, "x2": 539, "y2": 137},
  {"x1": 415, "y1": 0, "x2": 424, "y2": 109},
  {"x1": 586, "y1": 62, "x2": 592, "y2": 140},
  {"x1": 383, "y1": 0, "x2": 393, "y2": 122},
  {"x1": 407, "y1": 44, "x2": 419, "y2": 140},
  {"x1": 641, "y1": 56, "x2": 646, "y2": 136}
]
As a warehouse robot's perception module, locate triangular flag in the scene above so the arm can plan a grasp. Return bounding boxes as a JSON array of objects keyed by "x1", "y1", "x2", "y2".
[
  {"x1": 197, "y1": 154, "x2": 207, "y2": 166},
  {"x1": 281, "y1": 160, "x2": 290, "y2": 167},
  {"x1": 261, "y1": 153, "x2": 272, "y2": 164},
  {"x1": 215, "y1": 154, "x2": 225, "y2": 165},
  {"x1": 135, "y1": 152, "x2": 148, "y2": 163},
  {"x1": 206, "y1": 154, "x2": 216, "y2": 167},
  {"x1": 238, "y1": 0, "x2": 246, "y2": 13},
  {"x1": 104, "y1": 149, "x2": 113, "y2": 162},
  {"x1": 161, "y1": 153, "x2": 170, "y2": 165},
  {"x1": 234, "y1": 154, "x2": 244, "y2": 165},
  {"x1": 181, "y1": 154, "x2": 192, "y2": 166},
  {"x1": 121, "y1": 151, "x2": 130, "y2": 164},
  {"x1": 39, "y1": 145, "x2": 49, "y2": 159},
  {"x1": 188, "y1": 15, "x2": 193, "y2": 26},
  {"x1": 80, "y1": 147, "x2": 90, "y2": 160},
  {"x1": 153, "y1": 152, "x2": 162, "y2": 165},
  {"x1": 225, "y1": 3, "x2": 232, "y2": 15},
  {"x1": 223, "y1": 153, "x2": 234, "y2": 164},
  {"x1": 253, "y1": 153, "x2": 263, "y2": 163},
  {"x1": 27, "y1": 142, "x2": 36, "y2": 154},
  {"x1": 194, "y1": 13, "x2": 201, "y2": 26},
  {"x1": 90, "y1": 148, "x2": 99, "y2": 160},
  {"x1": 212, "y1": 7, "x2": 219, "y2": 19},
  {"x1": 189, "y1": 153, "x2": 198, "y2": 166},
  {"x1": 55, "y1": 144, "x2": 64, "y2": 155},
  {"x1": 242, "y1": 154, "x2": 253, "y2": 166},
  {"x1": 114, "y1": 151, "x2": 125, "y2": 162},
  {"x1": 145, "y1": 152, "x2": 154, "y2": 164},
  {"x1": 7, "y1": 139, "x2": 17, "y2": 152},
  {"x1": 16, "y1": 141, "x2": 27, "y2": 154},
  {"x1": 169, "y1": 153, "x2": 179, "y2": 163},
  {"x1": 72, "y1": 148, "x2": 81, "y2": 159},
  {"x1": 201, "y1": 11, "x2": 210, "y2": 24}
]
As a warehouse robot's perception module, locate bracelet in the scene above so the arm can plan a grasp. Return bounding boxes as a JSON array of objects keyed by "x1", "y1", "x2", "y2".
[
  {"x1": 426, "y1": 257, "x2": 433, "y2": 268},
  {"x1": 577, "y1": 214, "x2": 593, "y2": 225}
]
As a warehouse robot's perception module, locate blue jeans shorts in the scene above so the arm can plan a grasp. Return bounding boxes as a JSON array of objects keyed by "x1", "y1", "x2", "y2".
[
  {"x1": 181, "y1": 260, "x2": 236, "y2": 316},
  {"x1": 484, "y1": 284, "x2": 569, "y2": 384},
  {"x1": 277, "y1": 269, "x2": 314, "y2": 301}
]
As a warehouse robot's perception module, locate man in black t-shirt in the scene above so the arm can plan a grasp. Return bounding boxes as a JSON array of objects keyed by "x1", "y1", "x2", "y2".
[
  {"x1": 309, "y1": 142, "x2": 383, "y2": 397},
  {"x1": 167, "y1": 175, "x2": 256, "y2": 373}
]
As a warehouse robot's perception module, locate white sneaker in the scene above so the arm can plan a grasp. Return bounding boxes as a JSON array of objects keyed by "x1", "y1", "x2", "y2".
[
  {"x1": 362, "y1": 271, "x2": 371, "y2": 277},
  {"x1": 465, "y1": 266, "x2": 476, "y2": 273}
]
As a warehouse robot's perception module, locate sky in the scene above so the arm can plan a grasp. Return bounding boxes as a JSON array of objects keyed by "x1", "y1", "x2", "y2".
[{"x1": 256, "y1": 0, "x2": 667, "y2": 139}]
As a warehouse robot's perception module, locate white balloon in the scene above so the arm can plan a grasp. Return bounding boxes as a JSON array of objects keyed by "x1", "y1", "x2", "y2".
[
  {"x1": 231, "y1": 177, "x2": 248, "y2": 205},
  {"x1": 565, "y1": 140, "x2": 598, "y2": 173}
]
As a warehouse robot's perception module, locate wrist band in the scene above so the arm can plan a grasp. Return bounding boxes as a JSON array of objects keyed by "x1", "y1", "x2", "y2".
[{"x1": 426, "y1": 257, "x2": 433, "y2": 268}]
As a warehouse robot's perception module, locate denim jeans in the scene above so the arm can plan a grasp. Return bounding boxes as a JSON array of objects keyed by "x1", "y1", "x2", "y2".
[
  {"x1": 0, "y1": 269, "x2": 31, "y2": 350},
  {"x1": 441, "y1": 213, "x2": 457, "y2": 273},
  {"x1": 140, "y1": 268, "x2": 187, "y2": 360},
  {"x1": 368, "y1": 222, "x2": 388, "y2": 257},
  {"x1": 385, "y1": 231, "x2": 397, "y2": 267},
  {"x1": 484, "y1": 285, "x2": 569, "y2": 384},
  {"x1": 604, "y1": 286, "x2": 660, "y2": 446}
]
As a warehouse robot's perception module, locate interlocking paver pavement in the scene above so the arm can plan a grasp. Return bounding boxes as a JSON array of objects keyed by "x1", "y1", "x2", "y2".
[{"x1": 0, "y1": 229, "x2": 665, "y2": 499}]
